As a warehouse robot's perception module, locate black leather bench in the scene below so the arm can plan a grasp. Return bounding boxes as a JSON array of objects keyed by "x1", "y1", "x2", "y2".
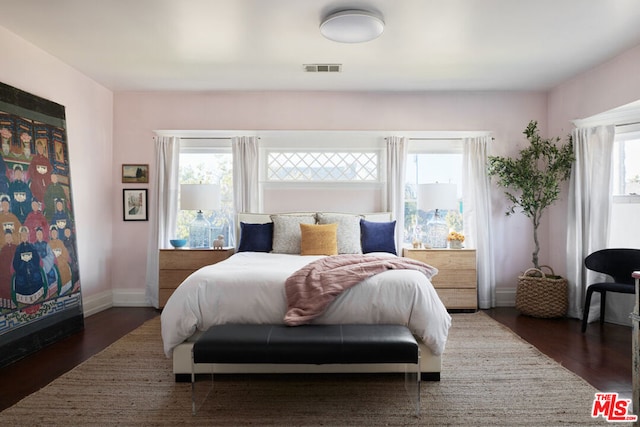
[{"x1": 191, "y1": 323, "x2": 421, "y2": 415}]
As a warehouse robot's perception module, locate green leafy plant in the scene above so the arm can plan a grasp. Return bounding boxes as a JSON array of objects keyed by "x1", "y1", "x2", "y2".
[{"x1": 487, "y1": 120, "x2": 574, "y2": 270}]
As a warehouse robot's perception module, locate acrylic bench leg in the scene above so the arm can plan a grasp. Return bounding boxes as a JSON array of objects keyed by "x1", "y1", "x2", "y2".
[
  {"x1": 404, "y1": 350, "x2": 421, "y2": 417},
  {"x1": 191, "y1": 354, "x2": 196, "y2": 415},
  {"x1": 191, "y1": 354, "x2": 214, "y2": 416}
]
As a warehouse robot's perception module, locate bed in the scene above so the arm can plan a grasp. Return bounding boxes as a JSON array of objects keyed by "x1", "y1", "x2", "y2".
[{"x1": 161, "y1": 212, "x2": 452, "y2": 380}]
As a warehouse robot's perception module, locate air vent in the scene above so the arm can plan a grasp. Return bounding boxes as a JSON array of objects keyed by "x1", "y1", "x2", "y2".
[{"x1": 303, "y1": 64, "x2": 342, "y2": 73}]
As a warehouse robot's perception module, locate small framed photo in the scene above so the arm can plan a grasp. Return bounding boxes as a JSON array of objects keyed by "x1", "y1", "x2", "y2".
[
  {"x1": 123, "y1": 189, "x2": 148, "y2": 221},
  {"x1": 122, "y1": 164, "x2": 149, "y2": 183}
]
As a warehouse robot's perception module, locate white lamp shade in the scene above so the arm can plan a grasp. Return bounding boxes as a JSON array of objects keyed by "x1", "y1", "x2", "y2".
[
  {"x1": 418, "y1": 183, "x2": 458, "y2": 211},
  {"x1": 320, "y1": 10, "x2": 384, "y2": 43},
  {"x1": 180, "y1": 184, "x2": 220, "y2": 211}
]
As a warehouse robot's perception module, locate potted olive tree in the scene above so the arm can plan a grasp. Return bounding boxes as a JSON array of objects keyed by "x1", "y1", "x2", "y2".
[{"x1": 488, "y1": 120, "x2": 574, "y2": 317}]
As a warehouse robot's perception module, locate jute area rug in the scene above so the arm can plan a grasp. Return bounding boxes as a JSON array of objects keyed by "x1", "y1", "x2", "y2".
[{"x1": 1, "y1": 312, "x2": 630, "y2": 426}]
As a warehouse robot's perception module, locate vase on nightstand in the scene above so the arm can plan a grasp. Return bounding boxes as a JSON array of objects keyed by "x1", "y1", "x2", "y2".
[{"x1": 449, "y1": 240, "x2": 462, "y2": 249}]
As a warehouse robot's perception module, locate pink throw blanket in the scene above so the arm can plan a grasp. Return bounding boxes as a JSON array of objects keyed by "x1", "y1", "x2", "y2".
[{"x1": 284, "y1": 255, "x2": 438, "y2": 326}]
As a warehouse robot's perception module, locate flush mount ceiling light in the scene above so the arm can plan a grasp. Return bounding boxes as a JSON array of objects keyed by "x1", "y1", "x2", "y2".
[{"x1": 320, "y1": 10, "x2": 384, "y2": 43}]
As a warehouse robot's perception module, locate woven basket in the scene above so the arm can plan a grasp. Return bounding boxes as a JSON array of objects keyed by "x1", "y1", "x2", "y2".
[{"x1": 515, "y1": 266, "x2": 568, "y2": 318}]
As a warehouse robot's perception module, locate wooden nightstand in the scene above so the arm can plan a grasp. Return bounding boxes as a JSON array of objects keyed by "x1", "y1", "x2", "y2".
[
  {"x1": 403, "y1": 248, "x2": 477, "y2": 311},
  {"x1": 158, "y1": 248, "x2": 234, "y2": 308}
]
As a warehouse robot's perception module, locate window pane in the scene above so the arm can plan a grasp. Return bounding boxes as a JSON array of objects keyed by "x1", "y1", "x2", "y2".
[
  {"x1": 267, "y1": 151, "x2": 379, "y2": 181},
  {"x1": 404, "y1": 153, "x2": 463, "y2": 245},
  {"x1": 178, "y1": 151, "x2": 234, "y2": 246},
  {"x1": 613, "y1": 137, "x2": 640, "y2": 196}
]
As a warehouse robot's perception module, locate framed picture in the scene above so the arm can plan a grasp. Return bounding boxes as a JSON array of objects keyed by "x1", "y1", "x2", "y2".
[
  {"x1": 122, "y1": 164, "x2": 149, "y2": 183},
  {"x1": 123, "y1": 189, "x2": 148, "y2": 221}
]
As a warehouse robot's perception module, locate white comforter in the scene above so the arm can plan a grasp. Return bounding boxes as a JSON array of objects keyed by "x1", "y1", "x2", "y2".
[{"x1": 161, "y1": 252, "x2": 451, "y2": 357}]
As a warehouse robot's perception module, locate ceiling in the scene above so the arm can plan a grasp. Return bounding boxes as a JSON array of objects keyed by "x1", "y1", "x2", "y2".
[{"x1": 1, "y1": 0, "x2": 640, "y2": 92}]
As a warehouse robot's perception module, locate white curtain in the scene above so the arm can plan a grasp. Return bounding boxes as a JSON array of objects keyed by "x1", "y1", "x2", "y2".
[
  {"x1": 145, "y1": 136, "x2": 180, "y2": 308},
  {"x1": 463, "y1": 136, "x2": 496, "y2": 309},
  {"x1": 386, "y1": 136, "x2": 408, "y2": 253},
  {"x1": 232, "y1": 136, "x2": 259, "y2": 214},
  {"x1": 566, "y1": 125, "x2": 615, "y2": 320}
]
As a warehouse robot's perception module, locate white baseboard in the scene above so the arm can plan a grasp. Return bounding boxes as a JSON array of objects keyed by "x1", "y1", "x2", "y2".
[
  {"x1": 495, "y1": 288, "x2": 516, "y2": 307},
  {"x1": 83, "y1": 287, "x2": 519, "y2": 317},
  {"x1": 112, "y1": 288, "x2": 150, "y2": 307},
  {"x1": 81, "y1": 288, "x2": 150, "y2": 317},
  {"x1": 81, "y1": 290, "x2": 113, "y2": 317},
  {"x1": 491, "y1": 288, "x2": 632, "y2": 327}
]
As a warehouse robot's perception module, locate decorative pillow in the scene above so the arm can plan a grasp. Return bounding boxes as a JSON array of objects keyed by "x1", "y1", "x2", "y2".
[
  {"x1": 237, "y1": 222, "x2": 273, "y2": 252},
  {"x1": 271, "y1": 214, "x2": 316, "y2": 254},
  {"x1": 361, "y1": 212, "x2": 392, "y2": 222},
  {"x1": 360, "y1": 219, "x2": 397, "y2": 255},
  {"x1": 300, "y1": 223, "x2": 338, "y2": 256},
  {"x1": 316, "y1": 213, "x2": 363, "y2": 254}
]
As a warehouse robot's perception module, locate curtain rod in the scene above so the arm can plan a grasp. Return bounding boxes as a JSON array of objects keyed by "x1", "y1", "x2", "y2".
[
  {"x1": 179, "y1": 137, "x2": 263, "y2": 141},
  {"x1": 386, "y1": 137, "x2": 494, "y2": 141},
  {"x1": 408, "y1": 137, "x2": 494, "y2": 141},
  {"x1": 181, "y1": 136, "x2": 495, "y2": 140},
  {"x1": 180, "y1": 137, "x2": 233, "y2": 140},
  {"x1": 408, "y1": 137, "x2": 461, "y2": 141}
]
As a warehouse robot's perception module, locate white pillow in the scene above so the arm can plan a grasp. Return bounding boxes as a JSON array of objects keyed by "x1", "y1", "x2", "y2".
[
  {"x1": 316, "y1": 212, "x2": 363, "y2": 254},
  {"x1": 270, "y1": 214, "x2": 316, "y2": 254},
  {"x1": 361, "y1": 212, "x2": 392, "y2": 222}
]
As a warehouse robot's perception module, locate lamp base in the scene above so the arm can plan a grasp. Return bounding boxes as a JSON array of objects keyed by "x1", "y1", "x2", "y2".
[
  {"x1": 189, "y1": 211, "x2": 211, "y2": 248},
  {"x1": 425, "y1": 213, "x2": 448, "y2": 249}
]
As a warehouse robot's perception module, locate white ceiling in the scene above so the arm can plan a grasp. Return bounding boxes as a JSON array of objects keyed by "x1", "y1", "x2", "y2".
[{"x1": 1, "y1": 0, "x2": 640, "y2": 92}]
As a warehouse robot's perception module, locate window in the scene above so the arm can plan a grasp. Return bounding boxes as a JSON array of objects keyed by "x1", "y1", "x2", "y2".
[
  {"x1": 612, "y1": 128, "x2": 640, "y2": 197},
  {"x1": 260, "y1": 136, "x2": 385, "y2": 213},
  {"x1": 178, "y1": 139, "x2": 234, "y2": 246},
  {"x1": 609, "y1": 126, "x2": 640, "y2": 249},
  {"x1": 266, "y1": 151, "x2": 379, "y2": 182},
  {"x1": 405, "y1": 141, "x2": 463, "y2": 246}
]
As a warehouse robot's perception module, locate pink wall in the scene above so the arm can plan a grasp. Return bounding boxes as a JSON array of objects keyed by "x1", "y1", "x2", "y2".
[
  {"x1": 547, "y1": 44, "x2": 640, "y2": 278},
  {"x1": 9, "y1": 18, "x2": 638, "y2": 307},
  {"x1": 0, "y1": 26, "x2": 114, "y2": 303},
  {"x1": 262, "y1": 187, "x2": 383, "y2": 214},
  {"x1": 113, "y1": 90, "x2": 547, "y2": 300},
  {"x1": 549, "y1": 44, "x2": 640, "y2": 132}
]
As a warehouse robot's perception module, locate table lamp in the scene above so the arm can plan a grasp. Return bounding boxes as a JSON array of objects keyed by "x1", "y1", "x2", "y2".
[
  {"x1": 180, "y1": 184, "x2": 220, "y2": 248},
  {"x1": 418, "y1": 183, "x2": 457, "y2": 248}
]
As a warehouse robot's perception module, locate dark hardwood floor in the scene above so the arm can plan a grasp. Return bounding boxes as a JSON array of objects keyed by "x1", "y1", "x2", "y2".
[
  {"x1": 0, "y1": 307, "x2": 160, "y2": 411},
  {"x1": 0, "y1": 306, "x2": 632, "y2": 411},
  {"x1": 485, "y1": 307, "x2": 632, "y2": 401}
]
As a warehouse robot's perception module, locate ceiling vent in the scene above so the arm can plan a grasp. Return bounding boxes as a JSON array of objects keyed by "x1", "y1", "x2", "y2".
[{"x1": 303, "y1": 64, "x2": 342, "y2": 73}]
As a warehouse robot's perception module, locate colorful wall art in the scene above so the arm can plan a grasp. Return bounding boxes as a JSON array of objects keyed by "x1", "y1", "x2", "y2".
[{"x1": 0, "y1": 82, "x2": 83, "y2": 367}]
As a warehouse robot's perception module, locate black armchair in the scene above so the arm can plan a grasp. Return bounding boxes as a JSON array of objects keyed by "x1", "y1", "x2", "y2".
[{"x1": 581, "y1": 248, "x2": 640, "y2": 333}]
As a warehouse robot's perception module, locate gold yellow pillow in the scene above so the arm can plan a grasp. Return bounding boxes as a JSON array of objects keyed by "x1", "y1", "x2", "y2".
[{"x1": 300, "y1": 223, "x2": 338, "y2": 256}]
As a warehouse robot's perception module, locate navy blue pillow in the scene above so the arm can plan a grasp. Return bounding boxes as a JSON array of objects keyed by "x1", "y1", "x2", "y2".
[
  {"x1": 360, "y1": 219, "x2": 397, "y2": 255},
  {"x1": 237, "y1": 222, "x2": 274, "y2": 252}
]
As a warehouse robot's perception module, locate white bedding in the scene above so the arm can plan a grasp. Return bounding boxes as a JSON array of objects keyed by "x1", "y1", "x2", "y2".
[{"x1": 161, "y1": 252, "x2": 452, "y2": 358}]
